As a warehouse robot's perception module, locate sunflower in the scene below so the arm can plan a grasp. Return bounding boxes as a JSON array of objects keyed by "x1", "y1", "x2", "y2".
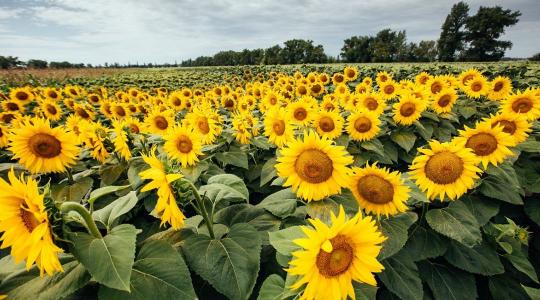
[
  {"x1": 393, "y1": 94, "x2": 426, "y2": 126},
  {"x1": 100, "y1": 100, "x2": 113, "y2": 119},
  {"x1": 233, "y1": 122, "x2": 252, "y2": 145},
  {"x1": 454, "y1": 122, "x2": 515, "y2": 168},
  {"x1": 458, "y1": 68, "x2": 482, "y2": 90},
  {"x1": 111, "y1": 103, "x2": 130, "y2": 119},
  {"x1": 425, "y1": 76, "x2": 447, "y2": 96},
  {"x1": 123, "y1": 117, "x2": 143, "y2": 134},
  {"x1": 320, "y1": 95, "x2": 339, "y2": 111},
  {"x1": 139, "y1": 150, "x2": 185, "y2": 230},
  {"x1": 332, "y1": 73, "x2": 345, "y2": 85},
  {"x1": 346, "y1": 110, "x2": 381, "y2": 142},
  {"x1": 78, "y1": 121, "x2": 109, "y2": 163},
  {"x1": 73, "y1": 103, "x2": 95, "y2": 121},
  {"x1": 312, "y1": 110, "x2": 344, "y2": 140},
  {"x1": 263, "y1": 107, "x2": 295, "y2": 148},
  {"x1": 463, "y1": 75, "x2": 489, "y2": 99},
  {"x1": 486, "y1": 113, "x2": 532, "y2": 145},
  {"x1": 376, "y1": 71, "x2": 392, "y2": 86},
  {"x1": 275, "y1": 131, "x2": 353, "y2": 201},
  {"x1": 354, "y1": 83, "x2": 371, "y2": 94},
  {"x1": 415, "y1": 72, "x2": 432, "y2": 85},
  {"x1": 186, "y1": 110, "x2": 218, "y2": 145},
  {"x1": 349, "y1": 164, "x2": 410, "y2": 217},
  {"x1": 431, "y1": 88, "x2": 458, "y2": 114},
  {"x1": 379, "y1": 80, "x2": 399, "y2": 100},
  {"x1": 144, "y1": 109, "x2": 174, "y2": 135},
  {"x1": 500, "y1": 89, "x2": 540, "y2": 121},
  {"x1": 409, "y1": 140, "x2": 481, "y2": 201},
  {"x1": 40, "y1": 99, "x2": 63, "y2": 121},
  {"x1": 288, "y1": 101, "x2": 314, "y2": 126},
  {"x1": 319, "y1": 73, "x2": 330, "y2": 85},
  {"x1": 262, "y1": 91, "x2": 282, "y2": 111},
  {"x1": 357, "y1": 93, "x2": 385, "y2": 115},
  {"x1": 164, "y1": 126, "x2": 203, "y2": 167},
  {"x1": 343, "y1": 66, "x2": 359, "y2": 82},
  {"x1": 43, "y1": 87, "x2": 62, "y2": 101},
  {"x1": 2, "y1": 99, "x2": 24, "y2": 113},
  {"x1": 0, "y1": 124, "x2": 9, "y2": 148},
  {"x1": 287, "y1": 206, "x2": 385, "y2": 300},
  {"x1": 9, "y1": 87, "x2": 35, "y2": 104},
  {"x1": 0, "y1": 169, "x2": 64, "y2": 276},
  {"x1": 64, "y1": 85, "x2": 81, "y2": 98},
  {"x1": 488, "y1": 76, "x2": 512, "y2": 101},
  {"x1": 9, "y1": 118, "x2": 79, "y2": 174},
  {"x1": 309, "y1": 82, "x2": 325, "y2": 97},
  {"x1": 112, "y1": 120, "x2": 132, "y2": 160}
]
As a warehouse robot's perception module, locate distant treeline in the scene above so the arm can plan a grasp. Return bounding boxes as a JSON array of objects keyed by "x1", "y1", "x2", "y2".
[{"x1": 2, "y1": 2, "x2": 539, "y2": 69}]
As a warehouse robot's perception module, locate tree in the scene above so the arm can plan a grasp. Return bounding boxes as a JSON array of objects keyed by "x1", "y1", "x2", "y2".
[
  {"x1": 530, "y1": 52, "x2": 540, "y2": 61},
  {"x1": 340, "y1": 36, "x2": 374, "y2": 62},
  {"x1": 280, "y1": 39, "x2": 328, "y2": 64},
  {"x1": 0, "y1": 56, "x2": 22, "y2": 69},
  {"x1": 370, "y1": 29, "x2": 407, "y2": 62},
  {"x1": 462, "y1": 6, "x2": 521, "y2": 61},
  {"x1": 27, "y1": 59, "x2": 48, "y2": 69},
  {"x1": 414, "y1": 40, "x2": 439, "y2": 62},
  {"x1": 438, "y1": 2, "x2": 469, "y2": 61},
  {"x1": 264, "y1": 45, "x2": 282, "y2": 65}
]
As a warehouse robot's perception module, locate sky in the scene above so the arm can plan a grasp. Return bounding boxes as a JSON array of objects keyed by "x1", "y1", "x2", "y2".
[{"x1": 0, "y1": 0, "x2": 539, "y2": 65}]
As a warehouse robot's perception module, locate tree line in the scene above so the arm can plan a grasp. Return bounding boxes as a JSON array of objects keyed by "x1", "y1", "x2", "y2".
[{"x1": 1, "y1": 2, "x2": 536, "y2": 69}]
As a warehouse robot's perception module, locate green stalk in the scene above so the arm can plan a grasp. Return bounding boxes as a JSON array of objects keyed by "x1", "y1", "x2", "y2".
[
  {"x1": 185, "y1": 180, "x2": 215, "y2": 239},
  {"x1": 60, "y1": 202, "x2": 103, "y2": 239},
  {"x1": 66, "y1": 168, "x2": 74, "y2": 185}
]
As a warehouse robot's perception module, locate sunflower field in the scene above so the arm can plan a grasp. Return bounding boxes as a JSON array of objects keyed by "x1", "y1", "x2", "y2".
[{"x1": 0, "y1": 63, "x2": 540, "y2": 300}]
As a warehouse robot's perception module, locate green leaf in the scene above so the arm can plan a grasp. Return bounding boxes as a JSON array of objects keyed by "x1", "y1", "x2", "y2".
[
  {"x1": 378, "y1": 253, "x2": 423, "y2": 300},
  {"x1": 52, "y1": 177, "x2": 94, "y2": 203},
  {"x1": 98, "y1": 240, "x2": 196, "y2": 300},
  {"x1": 260, "y1": 157, "x2": 277, "y2": 187},
  {"x1": 127, "y1": 158, "x2": 147, "y2": 188},
  {"x1": 480, "y1": 163, "x2": 523, "y2": 204},
  {"x1": 525, "y1": 199, "x2": 540, "y2": 226},
  {"x1": 305, "y1": 198, "x2": 339, "y2": 224},
  {"x1": 489, "y1": 275, "x2": 529, "y2": 300},
  {"x1": 251, "y1": 136, "x2": 272, "y2": 149},
  {"x1": 521, "y1": 285, "x2": 540, "y2": 300},
  {"x1": 414, "y1": 121, "x2": 433, "y2": 140},
  {"x1": 458, "y1": 105, "x2": 477, "y2": 119},
  {"x1": 215, "y1": 150, "x2": 249, "y2": 169},
  {"x1": 257, "y1": 274, "x2": 286, "y2": 300},
  {"x1": 207, "y1": 174, "x2": 249, "y2": 200},
  {"x1": 504, "y1": 246, "x2": 539, "y2": 283},
  {"x1": 214, "y1": 204, "x2": 281, "y2": 234},
  {"x1": 69, "y1": 224, "x2": 140, "y2": 291},
  {"x1": 426, "y1": 201, "x2": 481, "y2": 247},
  {"x1": 352, "y1": 282, "x2": 378, "y2": 300},
  {"x1": 390, "y1": 131, "x2": 416, "y2": 152},
  {"x1": 199, "y1": 183, "x2": 248, "y2": 206},
  {"x1": 100, "y1": 163, "x2": 126, "y2": 186},
  {"x1": 88, "y1": 185, "x2": 131, "y2": 205},
  {"x1": 418, "y1": 261, "x2": 477, "y2": 300},
  {"x1": 3, "y1": 261, "x2": 90, "y2": 300},
  {"x1": 444, "y1": 240, "x2": 504, "y2": 275},
  {"x1": 182, "y1": 223, "x2": 262, "y2": 300},
  {"x1": 461, "y1": 196, "x2": 499, "y2": 226},
  {"x1": 379, "y1": 212, "x2": 418, "y2": 260},
  {"x1": 268, "y1": 226, "x2": 305, "y2": 256},
  {"x1": 92, "y1": 191, "x2": 139, "y2": 229},
  {"x1": 518, "y1": 140, "x2": 540, "y2": 153},
  {"x1": 180, "y1": 160, "x2": 209, "y2": 183},
  {"x1": 257, "y1": 188, "x2": 297, "y2": 218},
  {"x1": 360, "y1": 139, "x2": 386, "y2": 158},
  {"x1": 402, "y1": 227, "x2": 448, "y2": 261},
  {"x1": 0, "y1": 255, "x2": 24, "y2": 281}
]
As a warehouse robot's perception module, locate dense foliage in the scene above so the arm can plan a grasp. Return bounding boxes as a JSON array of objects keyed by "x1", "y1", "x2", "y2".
[{"x1": 0, "y1": 63, "x2": 539, "y2": 300}]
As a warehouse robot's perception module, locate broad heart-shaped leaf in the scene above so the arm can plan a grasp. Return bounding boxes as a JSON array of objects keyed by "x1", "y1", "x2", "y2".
[
  {"x1": 260, "y1": 157, "x2": 277, "y2": 187},
  {"x1": 2, "y1": 261, "x2": 90, "y2": 300},
  {"x1": 257, "y1": 188, "x2": 297, "y2": 218},
  {"x1": 402, "y1": 226, "x2": 448, "y2": 261},
  {"x1": 390, "y1": 130, "x2": 416, "y2": 152},
  {"x1": 92, "y1": 191, "x2": 139, "y2": 229},
  {"x1": 352, "y1": 282, "x2": 378, "y2": 300},
  {"x1": 489, "y1": 275, "x2": 530, "y2": 300},
  {"x1": 268, "y1": 226, "x2": 305, "y2": 256},
  {"x1": 215, "y1": 150, "x2": 249, "y2": 169},
  {"x1": 207, "y1": 174, "x2": 249, "y2": 200},
  {"x1": 199, "y1": 183, "x2": 248, "y2": 206},
  {"x1": 461, "y1": 196, "x2": 499, "y2": 226},
  {"x1": 182, "y1": 223, "x2": 262, "y2": 300},
  {"x1": 525, "y1": 199, "x2": 540, "y2": 226},
  {"x1": 88, "y1": 185, "x2": 131, "y2": 205},
  {"x1": 52, "y1": 177, "x2": 94, "y2": 203},
  {"x1": 444, "y1": 240, "x2": 504, "y2": 275},
  {"x1": 69, "y1": 224, "x2": 140, "y2": 291},
  {"x1": 418, "y1": 261, "x2": 477, "y2": 300},
  {"x1": 379, "y1": 212, "x2": 418, "y2": 260},
  {"x1": 426, "y1": 201, "x2": 481, "y2": 247},
  {"x1": 214, "y1": 204, "x2": 281, "y2": 234},
  {"x1": 378, "y1": 253, "x2": 423, "y2": 300},
  {"x1": 522, "y1": 285, "x2": 540, "y2": 299},
  {"x1": 257, "y1": 274, "x2": 286, "y2": 300},
  {"x1": 306, "y1": 198, "x2": 340, "y2": 225},
  {"x1": 98, "y1": 240, "x2": 196, "y2": 300},
  {"x1": 480, "y1": 162, "x2": 523, "y2": 204},
  {"x1": 504, "y1": 242, "x2": 539, "y2": 283}
]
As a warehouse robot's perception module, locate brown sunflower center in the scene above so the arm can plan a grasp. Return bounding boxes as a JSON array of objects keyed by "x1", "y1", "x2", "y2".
[
  {"x1": 511, "y1": 98, "x2": 532, "y2": 113},
  {"x1": 316, "y1": 235, "x2": 354, "y2": 277},
  {"x1": 269, "y1": 97, "x2": 277, "y2": 105},
  {"x1": 420, "y1": 76, "x2": 428, "y2": 84},
  {"x1": 198, "y1": 119, "x2": 210, "y2": 134},
  {"x1": 224, "y1": 99, "x2": 234, "y2": 108},
  {"x1": 492, "y1": 120, "x2": 516, "y2": 135},
  {"x1": 129, "y1": 124, "x2": 140, "y2": 134},
  {"x1": 273, "y1": 120, "x2": 285, "y2": 135},
  {"x1": 471, "y1": 82, "x2": 482, "y2": 92},
  {"x1": 431, "y1": 83, "x2": 442, "y2": 94},
  {"x1": 380, "y1": 75, "x2": 388, "y2": 82},
  {"x1": 69, "y1": 89, "x2": 77, "y2": 96},
  {"x1": 357, "y1": 174, "x2": 394, "y2": 204},
  {"x1": 48, "y1": 91, "x2": 58, "y2": 98},
  {"x1": 295, "y1": 149, "x2": 333, "y2": 184},
  {"x1": 400, "y1": 102, "x2": 416, "y2": 117},
  {"x1": 0, "y1": 127, "x2": 3, "y2": 137},
  {"x1": 465, "y1": 133, "x2": 498, "y2": 156},
  {"x1": 77, "y1": 108, "x2": 90, "y2": 119},
  {"x1": 294, "y1": 107, "x2": 307, "y2": 121},
  {"x1": 176, "y1": 135, "x2": 193, "y2": 153},
  {"x1": 46, "y1": 104, "x2": 57, "y2": 115},
  {"x1": 424, "y1": 151, "x2": 464, "y2": 184},
  {"x1": 298, "y1": 86, "x2": 307, "y2": 95},
  {"x1": 154, "y1": 116, "x2": 169, "y2": 130},
  {"x1": 354, "y1": 117, "x2": 372, "y2": 133},
  {"x1": 115, "y1": 106, "x2": 126, "y2": 117},
  {"x1": 311, "y1": 84, "x2": 322, "y2": 94},
  {"x1": 462, "y1": 74, "x2": 474, "y2": 85},
  {"x1": 6, "y1": 102, "x2": 19, "y2": 111},
  {"x1": 364, "y1": 98, "x2": 378, "y2": 111},
  {"x1": 28, "y1": 133, "x2": 62, "y2": 158},
  {"x1": 319, "y1": 116, "x2": 335, "y2": 132},
  {"x1": 15, "y1": 91, "x2": 29, "y2": 101},
  {"x1": 334, "y1": 74, "x2": 344, "y2": 83},
  {"x1": 493, "y1": 82, "x2": 504, "y2": 92},
  {"x1": 384, "y1": 85, "x2": 395, "y2": 95},
  {"x1": 2, "y1": 113, "x2": 15, "y2": 123},
  {"x1": 89, "y1": 95, "x2": 99, "y2": 102},
  {"x1": 20, "y1": 206, "x2": 40, "y2": 232},
  {"x1": 438, "y1": 95, "x2": 451, "y2": 107},
  {"x1": 172, "y1": 98, "x2": 181, "y2": 106},
  {"x1": 346, "y1": 70, "x2": 355, "y2": 78}
]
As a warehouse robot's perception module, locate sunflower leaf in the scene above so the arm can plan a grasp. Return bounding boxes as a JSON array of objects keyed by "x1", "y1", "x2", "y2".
[{"x1": 426, "y1": 201, "x2": 481, "y2": 247}]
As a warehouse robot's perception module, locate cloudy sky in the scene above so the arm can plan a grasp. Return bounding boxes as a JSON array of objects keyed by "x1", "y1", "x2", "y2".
[{"x1": 0, "y1": 0, "x2": 538, "y2": 65}]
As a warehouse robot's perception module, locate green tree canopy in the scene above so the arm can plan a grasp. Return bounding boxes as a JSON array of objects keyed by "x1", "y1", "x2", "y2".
[{"x1": 438, "y1": 1, "x2": 470, "y2": 61}]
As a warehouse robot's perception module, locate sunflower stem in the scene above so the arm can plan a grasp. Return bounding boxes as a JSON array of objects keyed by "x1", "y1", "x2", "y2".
[
  {"x1": 66, "y1": 169, "x2": 74, "y2": 185},
  {"x1": 185, "y1": 180, "x2": 215, "y2": 239},
  {"x1": 60, "y1": 202, "x2": 103, "y2": 239}
]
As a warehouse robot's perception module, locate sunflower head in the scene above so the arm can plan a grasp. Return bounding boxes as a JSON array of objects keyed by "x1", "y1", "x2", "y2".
[
  {"x1": 312, "y1": 110, "x2": 344, "y2": 140},
  {"x1": 393, "y1": 93, "x2": 426, "y2": 126},
  {"x1": 488, "y1": 76, "x2": 512, "y2": 101},
  {"x1": 431, "y1": 88, "x2": 458, "y2": 114},
  {"x1": 486, "y1": 113, "x2": 532, "y2": 145},
  {"x1": 501, "y1": 89, "x2": 540, "y2": 121},
  {"x1": 9, "y1": 87, "x2": 35, "y2": 104},
  {"x1": 346, "y1": 110, "x2": 381, "y2": 142},
  {"x1": 264, "y1": 107, "x2": 296, "y2": 148}
]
